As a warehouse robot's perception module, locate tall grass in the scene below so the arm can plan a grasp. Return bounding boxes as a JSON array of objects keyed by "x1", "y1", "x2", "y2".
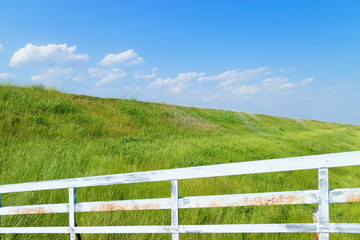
[{"x1": 0, "y1": 84, "x2": 360, "y2": 239}]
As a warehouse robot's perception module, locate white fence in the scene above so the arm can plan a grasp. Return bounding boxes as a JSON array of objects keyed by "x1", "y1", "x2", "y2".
[{"x1": 0, "y1": 151, "x2": 360, "y2": 239}]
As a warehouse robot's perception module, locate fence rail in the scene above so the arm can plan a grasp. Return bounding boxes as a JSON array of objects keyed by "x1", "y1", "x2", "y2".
[{"x1": 0, "y1": 151, "x2": 360, "y2": 239}]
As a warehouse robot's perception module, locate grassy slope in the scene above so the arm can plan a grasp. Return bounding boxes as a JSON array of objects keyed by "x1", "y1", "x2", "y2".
[{"x1": 0, "y1": 84, "x2": 360, "y2": 240}]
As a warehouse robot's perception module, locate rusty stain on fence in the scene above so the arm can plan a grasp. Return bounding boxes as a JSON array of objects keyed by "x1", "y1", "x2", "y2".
[
  {"x1": 89, "y1": 202, "x2": 161, "y2": 212},
  {"x1": 189, "y1": 192, "x2": 309, "y2": 209},
  {"x1": 243, "y1": 194, "x2": 306, "y2": 206},
  {"x1": 12, "y1": 206, "x2": 58, "y2": 215},
  {"x1": 313, "y1": 208, "x2": 319, "y2": 240},
  {"x1": 346, "y1": 193, "x2": 360, "y2": 203}
]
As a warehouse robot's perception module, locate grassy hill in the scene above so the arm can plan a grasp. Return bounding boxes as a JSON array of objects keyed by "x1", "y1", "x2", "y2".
[{"x1": 1, "y1": 83, "x2": 360, "y2": 239}]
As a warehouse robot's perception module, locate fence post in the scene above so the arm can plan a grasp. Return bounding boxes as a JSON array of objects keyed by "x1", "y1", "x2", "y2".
[
  {"x1": 171, "y1": 180, "x2": 179, "y2": 240},
  {"x1": 318, "y1": 168, "x2": 329, "y2": 240},
  {"x1": 69, "y1": 188, "x2": 76, "y2": 240}
]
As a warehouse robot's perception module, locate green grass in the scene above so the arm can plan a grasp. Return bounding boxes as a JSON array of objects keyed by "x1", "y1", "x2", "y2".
[{"x1": 0, "y1": 83, "x2": 360, "y2": 239}]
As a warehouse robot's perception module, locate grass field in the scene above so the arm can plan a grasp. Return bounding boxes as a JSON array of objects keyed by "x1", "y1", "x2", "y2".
[{"x1": 0, "y1": 83, "x2": 360, "y2": 239}]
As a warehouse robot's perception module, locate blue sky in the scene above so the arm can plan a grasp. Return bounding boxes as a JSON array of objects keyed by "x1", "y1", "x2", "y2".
[{"x1": 1, "y1": 0, "x2": 359, "y2": 124}]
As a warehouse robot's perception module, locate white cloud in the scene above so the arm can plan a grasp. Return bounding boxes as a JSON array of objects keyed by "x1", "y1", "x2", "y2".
[
  {"x1": 88, "y1": 68, "x2": 127, "y2": 87},
  {"x1": 31, "y1": 68, "x2": 74, "y2": 86},
  {"x1": 264, "y1": 71, "x2": 272, "y2": 76},
  {"x1": 10, "y1": 43, "x2": 89, "y2": 67},
  {"x1": 262, "y1": 77, "x2": 296, "y2": 91},
  {"x1": 134, "y1": 67, "x2": 158, "y2": 80},
  {"x1": 279, "y1": 83, "x2": 296, "y2": 89},
  {"x1": 99, "y1": 49, "x2": 144, "y2": 66},
  {"x1": 232, "y1": 85, "x2": 259, "y2": 95},
  {"x1": 263, "y1": 77, "x2": 289, "y2": 87},
  {"x1": 0, "y1": 72, "x2": 16, "y2": 80},
  {"x1": 143, "y1": 66, "x2": 311, "y2": 100},
  {"x1": 0, "y1": 44, "x2": 3, "y2": 51},
  {"x1": 278, "y1": 67, "x2": 296, "y2": 73},
  {"x1": 198, "y1": 67, "x2": 268, "y2": 88},
  {"x1": 73, "y1": 76, "x2": 85, "y2": 83},
  {"x1": 301, "y1": 77, "x2": 314, "y2": 85},
  {"x1": 202, "y1": 94, "x2": 220, "y2": 102},
  {"x1": 149, "y1": 72, "x2": 205, "y2": 93},
  {"x1": 324, "y1": 85, "x2": 351, "y2": 91}
]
